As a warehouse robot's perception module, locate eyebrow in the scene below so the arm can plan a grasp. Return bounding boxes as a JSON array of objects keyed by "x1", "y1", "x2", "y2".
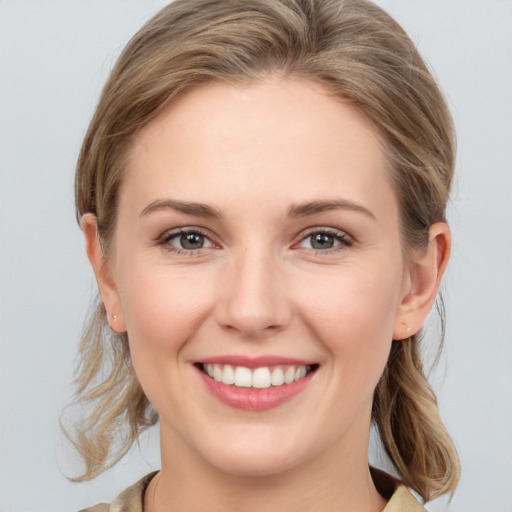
[
  {"x1": 287, "y1": 199, "x2": 376, "y2": 220},
  {"x1": 140, "y1": 199, "x2": 222, "y2": 219},
  {"x1": 140, "y1": 197, "x2": 375, "y2": 221}
]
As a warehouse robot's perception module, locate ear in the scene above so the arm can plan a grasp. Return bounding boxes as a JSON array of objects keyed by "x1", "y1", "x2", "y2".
[
  {"x1": 393, "y1": 222, "x2": 451, "y2": 340},
  {"x1": 81, "y1": 213, "x2": 126, "y2": 332}
]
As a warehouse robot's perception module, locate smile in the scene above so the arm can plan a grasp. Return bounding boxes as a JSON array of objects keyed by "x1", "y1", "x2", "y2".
[
  {"x1": 199, "y1": 363, "x2": 317, "y2": 389},
  {"x1": 195, "y1": 358, "x2": 319, "y2": 410}
]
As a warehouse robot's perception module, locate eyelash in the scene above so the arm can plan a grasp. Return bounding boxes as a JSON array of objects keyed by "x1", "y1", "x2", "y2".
[
  {"x1": 158, "y1": 227, "x2": 215, "y2": 256},
  {"x1": 157, "y1": 227, "x2": 353, "y2": 256},
  {"x1": 295, "y1": 228, "x2": 353, "y2": 254}
]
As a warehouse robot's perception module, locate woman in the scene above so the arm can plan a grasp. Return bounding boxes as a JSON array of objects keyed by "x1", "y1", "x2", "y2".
[{"x1": 70, "y1": 0, "x2": 460, "y2": 509}]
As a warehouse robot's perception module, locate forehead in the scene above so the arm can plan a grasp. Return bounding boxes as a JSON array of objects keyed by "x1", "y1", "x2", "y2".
[{"x1": 123, "y1": 77, "x2": 396, "y2": 220}]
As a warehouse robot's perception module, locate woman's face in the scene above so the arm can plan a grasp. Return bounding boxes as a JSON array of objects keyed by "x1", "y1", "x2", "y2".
[{"x1": 99, "y1": 77, "x2": 415, "y2": 476}]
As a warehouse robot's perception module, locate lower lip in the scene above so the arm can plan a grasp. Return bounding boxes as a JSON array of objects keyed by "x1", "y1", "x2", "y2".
[{"x1": 196, "y1": 368, "x2": 314, "y2": 411}]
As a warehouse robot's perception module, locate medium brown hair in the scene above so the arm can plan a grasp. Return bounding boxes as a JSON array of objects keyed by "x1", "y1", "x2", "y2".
[{"x1": 69, "y1": 0, "x2": 460, "y2": 500}]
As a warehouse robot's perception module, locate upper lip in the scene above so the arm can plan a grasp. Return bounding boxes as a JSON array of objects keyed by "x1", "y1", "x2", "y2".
[{"x1": 196, "y1": 355, "x2": 317, "y2": 368}]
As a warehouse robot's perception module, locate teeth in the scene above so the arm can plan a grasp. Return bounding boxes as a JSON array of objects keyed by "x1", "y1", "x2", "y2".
[
  {"x1": 295, "y1": 366, "x2": 307, "y2": 380},
  {"x1": 252, "y1": 367, "x2": 271, "y2": 389},
  {"x1": 284, "y1": 366, "x2": 295, "y2": 384},
  {"x1": 213, "y1": 364, "x2": 223, "y2": 382},
  {"x1": 234, "y1": 366, "x2": 252, "y2": 387},
  {"x1": 271, "y1": 367, "x2": 285, "y2": 386},
  {"x1": 202, "y1": 363, "x2": 313, "y2": 388},
  {"x1": 222, "y1": 364, "x2": 235, "y2": 385}
]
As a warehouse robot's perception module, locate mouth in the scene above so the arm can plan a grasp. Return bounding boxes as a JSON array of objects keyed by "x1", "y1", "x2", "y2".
[{"x1": 196, "y1": 362, "x2": 319, "y2": 389}]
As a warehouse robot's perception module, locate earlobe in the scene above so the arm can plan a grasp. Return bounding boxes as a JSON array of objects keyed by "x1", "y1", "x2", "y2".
[
  {"x1": 393, "y1": 222, "x2": 451, "y2": 340},
  {"x1": 81, "y1": 214, "x2": 126, "y2": 332}
]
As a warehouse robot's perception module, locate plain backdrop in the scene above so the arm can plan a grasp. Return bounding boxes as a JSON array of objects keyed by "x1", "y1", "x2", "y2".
[{"x1": 0, "y1": 1, "x2": 511, "y2": 511}]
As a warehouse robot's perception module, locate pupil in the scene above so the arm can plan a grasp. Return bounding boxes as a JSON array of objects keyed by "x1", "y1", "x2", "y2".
[
  {"x1": 181, "y1": 233, "x2": 204, "y2": 249},
  {"x1": 312, "y1": 233, "x2": 333, "y2": 249}
]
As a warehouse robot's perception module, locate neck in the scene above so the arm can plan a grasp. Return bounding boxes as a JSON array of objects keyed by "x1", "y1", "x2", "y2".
[{"x1": 145, "y1": 422, "x2": 387, "y2": 512}]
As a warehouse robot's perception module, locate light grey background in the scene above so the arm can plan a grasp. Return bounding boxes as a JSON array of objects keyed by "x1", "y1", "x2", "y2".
[{"x1": 1, "y1": 1, "x2": 511, "y2": 511}]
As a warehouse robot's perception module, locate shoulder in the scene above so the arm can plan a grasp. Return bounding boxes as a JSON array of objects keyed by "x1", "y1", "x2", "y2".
[
  {"x1": 79, "y1": 505, "x2": 109, "y2": 512},
  {"x1": 383, "y1": 485, "x2": 425, "y2": 511},
  {"x1": 370, "y1": 467, "x2": 425, "y2": 511},
  {"x1": 78, "y1": 472, "x2": 159, "y2": 512}
]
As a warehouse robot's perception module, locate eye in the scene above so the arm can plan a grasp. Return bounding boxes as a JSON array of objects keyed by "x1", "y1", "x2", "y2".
[
  {"x1": 161, "y1": 229, "x2": 214, "y2": 252},
  {"x1": 297, "y1": 229, "x2": 352, "y2": 251}
]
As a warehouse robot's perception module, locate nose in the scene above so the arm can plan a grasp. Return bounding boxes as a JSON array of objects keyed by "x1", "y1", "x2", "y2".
[{"x1": 215, "y1": 247, "x2": 292, "y2": 339}]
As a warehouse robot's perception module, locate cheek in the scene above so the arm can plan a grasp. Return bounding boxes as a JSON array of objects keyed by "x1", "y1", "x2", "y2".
[
  {"x1": 114, "y1": 262, "x2": 217, "y2": 419},
  {"x1": 302, "y1": 263, "x2": 402, "y2": 386},
  {"x1": 116, "y1": 262, "x2": 211, "y2": 361}
]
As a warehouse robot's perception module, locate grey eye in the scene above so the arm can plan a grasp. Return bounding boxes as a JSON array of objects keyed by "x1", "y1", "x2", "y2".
[
  {"x1": 309, "y1": 233, "x2": 336, "y2": 249},
  {"x1": 179, "y1": 232, "x2": 206, "y2": 250},
  {"x1": 164, "y1": 230, "x2": 214, "y2": 251},
  {"x1": 297, "y1": 230, "x2": 351, "y2": 251}
]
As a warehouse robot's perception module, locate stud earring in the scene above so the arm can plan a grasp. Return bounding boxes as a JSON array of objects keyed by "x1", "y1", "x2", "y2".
[{"x1": 112, "y1": 314, "x2": 117, "y2": 324}]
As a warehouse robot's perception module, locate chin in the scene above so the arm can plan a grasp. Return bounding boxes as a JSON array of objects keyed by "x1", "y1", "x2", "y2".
[
  {"x1": 204, "y1": 447, "x2": 302, "y2": 478},
  {"x1": 190, "y1": 423, "x2": 317, "y2": 478}
]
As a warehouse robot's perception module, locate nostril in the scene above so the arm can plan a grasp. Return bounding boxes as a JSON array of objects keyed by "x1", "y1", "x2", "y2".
[
  {"x1": 220, "y1": 320, "x2": 285, "y2": 339},
  {"x1": 214, "y1": 260, "x2": 292, "y2": 337}
]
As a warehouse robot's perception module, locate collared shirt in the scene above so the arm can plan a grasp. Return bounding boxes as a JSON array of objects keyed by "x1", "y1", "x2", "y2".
[{"x1": 80, "y1": 471, "x2": 425, "y2": 512}]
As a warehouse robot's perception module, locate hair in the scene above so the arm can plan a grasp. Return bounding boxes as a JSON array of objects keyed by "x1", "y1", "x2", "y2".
[{"x1": 68, "y1": 0, "x2": 460, "y2": 501}]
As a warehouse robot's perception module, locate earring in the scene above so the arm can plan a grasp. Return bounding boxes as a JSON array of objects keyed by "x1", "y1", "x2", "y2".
[
  {"x1": 112, "y1": 314, "x2": 117, "y2": 324},
  {"x1": 399, "y1": 324, "x2": 412, "y2": 341}
]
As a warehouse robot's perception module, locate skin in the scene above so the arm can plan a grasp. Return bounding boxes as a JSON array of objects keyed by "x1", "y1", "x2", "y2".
[{"x1": 83, "y1": 76, "x2": 450, "y2": 512}]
